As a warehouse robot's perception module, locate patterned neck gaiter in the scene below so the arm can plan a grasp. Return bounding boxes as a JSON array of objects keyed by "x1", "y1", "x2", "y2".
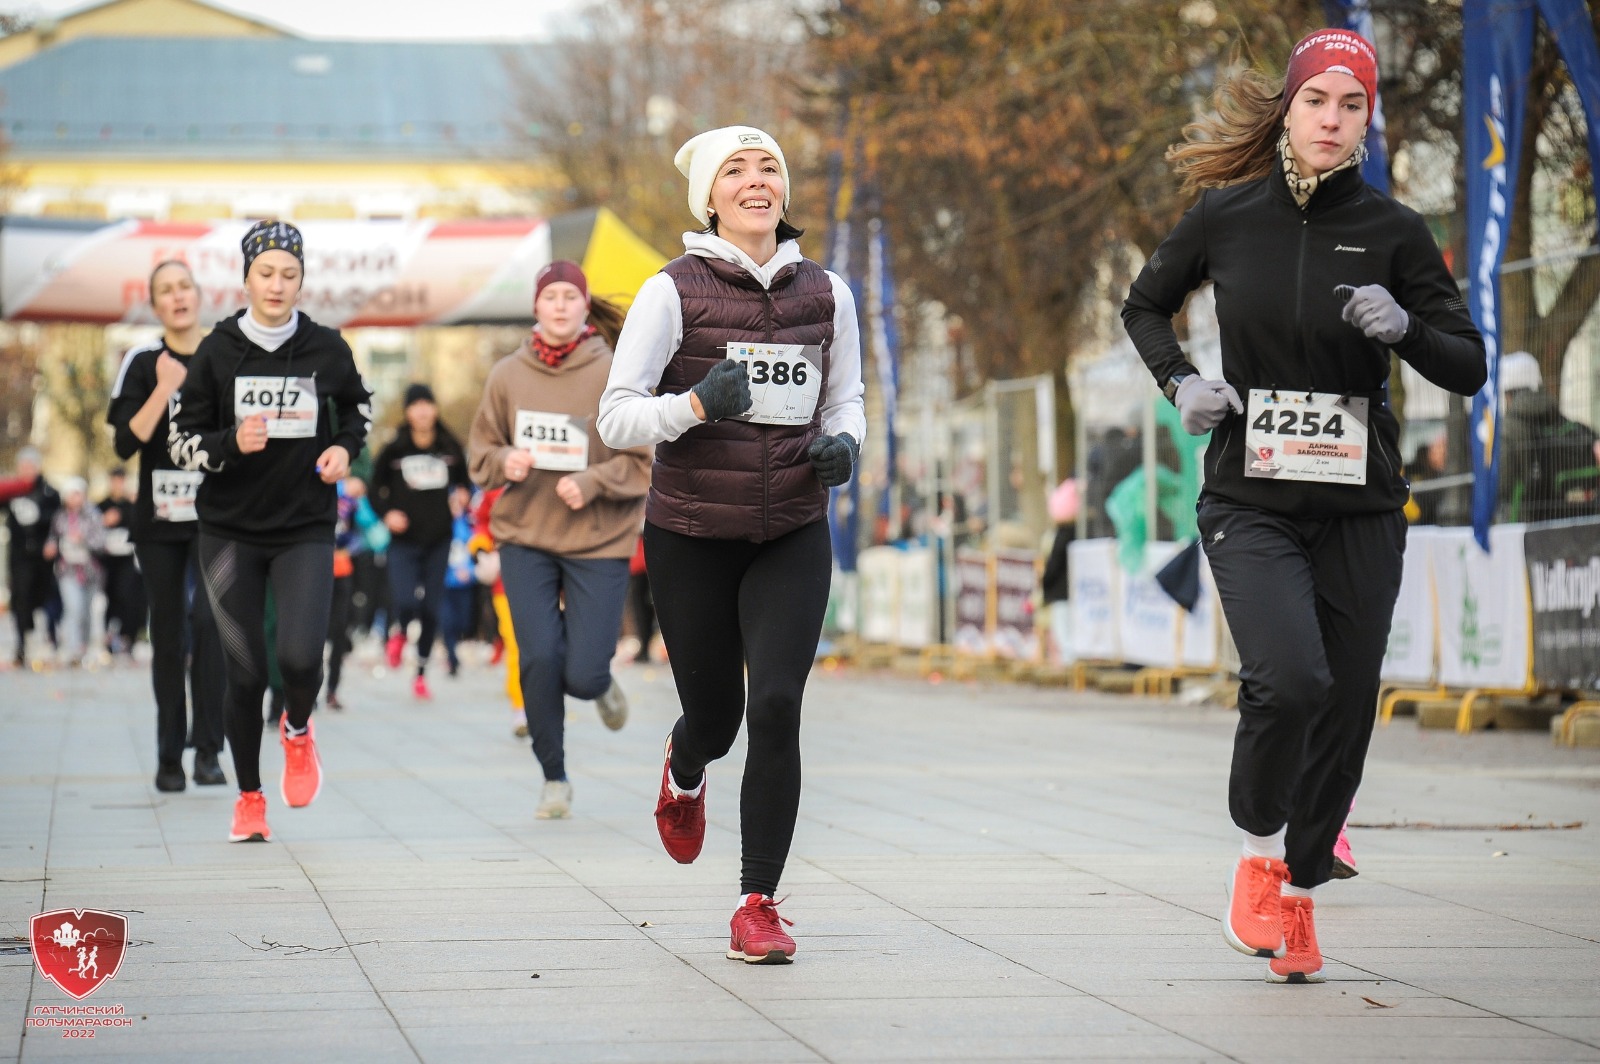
[
  {"x1": 530, "y1": 324, "x2": 598, "y2": 369},
  {"x1": 1278, "y1": 128, "x2": 1364, "y2": 209}
]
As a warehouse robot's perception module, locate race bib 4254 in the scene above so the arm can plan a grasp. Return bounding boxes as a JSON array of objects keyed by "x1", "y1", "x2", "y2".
[{"x1": 1244, "y1": 389, "x2": 1369, "y2": 486}]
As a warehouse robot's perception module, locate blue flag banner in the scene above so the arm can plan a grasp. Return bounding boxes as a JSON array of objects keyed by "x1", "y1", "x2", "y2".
[
  {"x1": 1538, "y1": 0, "x2": 1600, "y2": 226},
  {"x1": 1463, "y1": 0, "x2": 1534, "y2": 551},
  {"x1": 865, "y1": 215, "x2": 900, "y2": 526},
  {"x1": 1321, "y1": 0, "x2": 1391, "y2": 192},
  {"x1": 824, "y1": 143, "x2": 863, "y2": 572}
]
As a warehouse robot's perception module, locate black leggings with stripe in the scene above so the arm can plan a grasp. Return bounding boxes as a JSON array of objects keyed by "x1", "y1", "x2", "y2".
[{"x1": 199, "y1": 534, "x2": 332, "y2": 794}]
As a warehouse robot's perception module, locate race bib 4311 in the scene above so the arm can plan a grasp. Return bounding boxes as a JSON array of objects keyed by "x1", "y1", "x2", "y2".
[
  {"x1": 1244, "y1": 389, "x2": 1369, "y2": 486},
  {"x1": 514, "y1": 411, "x2": 589, "y2": 472}
]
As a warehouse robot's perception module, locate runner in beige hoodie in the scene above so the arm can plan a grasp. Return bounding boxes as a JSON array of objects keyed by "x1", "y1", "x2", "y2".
[{"x1": 469, "y1": 261, "x2": 651, "y2": 820}]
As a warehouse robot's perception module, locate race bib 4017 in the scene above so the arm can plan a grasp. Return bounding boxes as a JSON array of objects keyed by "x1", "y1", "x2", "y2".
[{"x1": 235, "y1": 376, "x2": 318, "y2": 439}]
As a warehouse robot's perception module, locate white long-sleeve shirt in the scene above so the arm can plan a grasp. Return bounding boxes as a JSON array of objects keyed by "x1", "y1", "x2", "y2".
[{"x1": 597, "y1": 233, "x2": 868, "y2": 450}]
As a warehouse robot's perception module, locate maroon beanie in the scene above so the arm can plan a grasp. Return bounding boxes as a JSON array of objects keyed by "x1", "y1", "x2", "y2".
[
  {"x1": 1284, "y1": 29, "x2": 1378, "y2": 121},
  {"x1": 534, "y1": 260, "x2": 588, "y2": 305}
]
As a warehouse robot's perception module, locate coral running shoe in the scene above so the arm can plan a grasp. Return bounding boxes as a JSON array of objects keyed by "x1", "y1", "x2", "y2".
[
  {"x1": 229, "y1": 790, "x2": 271, "y2": 842},
  {"x1": 1225, "y1": 855, "x2": 1289, "y2": 958},
  {"x1": 654, "y1": 739, "x2": 705, "y2": 864},
  {"x1": 1331, "y1": 822, "x2": 1358, "y2": 879},
  {"x1": 279, "y1": 717, "x2": 323, "y2": 808},
  {"x1": 385, "y1": 632, "x2": 405, "y2": 669},
  {"x1": 728, "y1": 896, "x2": 795, "y2": 964},
  {"x1": 1267, "y1": 895, "x2": 1325, "y2": 983},
  {"x1": 413, "y1": 674, "x2": 432, "y2": 701}
]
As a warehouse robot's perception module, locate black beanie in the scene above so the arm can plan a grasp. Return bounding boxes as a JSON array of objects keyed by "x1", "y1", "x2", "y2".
[{"x1": 403, "y1": 383, "x2": 436, "y2": 408}]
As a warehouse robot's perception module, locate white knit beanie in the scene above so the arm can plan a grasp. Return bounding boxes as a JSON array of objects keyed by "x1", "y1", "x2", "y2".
[{"x1": 674, "y1": 126, "x2": 790, "y2": 227}]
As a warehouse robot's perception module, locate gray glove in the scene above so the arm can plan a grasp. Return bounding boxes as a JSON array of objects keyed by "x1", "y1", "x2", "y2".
[
  {"x1": 808, "y1": 433, "x2": 858, "y2": 488},
  {"x1": 1173, "y1": 375, "x2": 1243, "y2": 436},
  {"x1": 691, "y1": 360, "x2": 752, "y2": 422},
  {"x1": 1341, "y1": 284, "x2": 1409, "y2": 345}
]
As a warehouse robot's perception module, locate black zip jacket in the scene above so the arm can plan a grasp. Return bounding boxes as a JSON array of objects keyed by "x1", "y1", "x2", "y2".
[
  {"x1": 1122, "y1": 164, "x2": 1486, "y2": 518},
  {"x1": 369, "y1": 426, "x2": 470, "y2": 547},
  {"x1": 107, "y1": 339, "x2": 200, "y2": 544},
  {"x1": 6, "y1": 476, "x2": 60, "y2": 560},
  {"x1": 169, "y1": 310, "x2": 372, "y2": 546}
]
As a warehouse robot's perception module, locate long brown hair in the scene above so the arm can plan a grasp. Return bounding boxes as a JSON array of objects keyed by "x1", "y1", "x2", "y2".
[
  {"x1": 1166, "y1": 68, "x2": 1285, "y2": 198},
  {"x1": 586, "y1": 294, "x2": 627, "y2": 348}
]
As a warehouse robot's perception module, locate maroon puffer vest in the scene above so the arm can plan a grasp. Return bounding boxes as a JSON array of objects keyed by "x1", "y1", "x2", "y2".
[{"x1": 647, "y1": 253, "x2": 835, "y2": 542}]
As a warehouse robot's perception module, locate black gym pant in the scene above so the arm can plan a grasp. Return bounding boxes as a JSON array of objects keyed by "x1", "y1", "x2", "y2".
[
  {"x1": 135, "y1": 539, "x2": 226, "y2": 766},
  {"x1": 326, "y1": 573, "x2": 354, "y2": 697},
  {"x1": 1197, "y1": 497, "x2": 1406, "y2": 890},
  {"x1": 644, "y1": 519, "x2": 832, "y2": 898},
  {"x1": 199, "y1": 534, "x2": 333, "y2": 794}
]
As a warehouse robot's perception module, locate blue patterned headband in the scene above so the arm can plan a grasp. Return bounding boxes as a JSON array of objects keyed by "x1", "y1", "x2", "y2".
[{"x1": 241, "y1": 220, "x2": 304, "y2": 281}]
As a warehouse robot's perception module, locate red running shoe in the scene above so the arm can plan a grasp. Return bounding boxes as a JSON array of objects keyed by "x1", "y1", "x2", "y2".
[
  {"x1": 279, "y1": 717, "x2": 323, "y2": 808},
  {"x1": 412, "y1": 674, "x2": 432, "y2": 701},
  {"x1": 653, "y1": 738, "x2": 705, "y2": 864},
  {"x1": 1224, "y1": 855, "x2": 1289, "y2": 958},
  {"x1": 1267, "y1": 895, "x2": 1325, "y2": 983},
  {"x1": 489, "y1": 638, "x2": 505, "y2": 666},
  {"x1": 229, "y1": 790, "x2": 271, "y2": 842},
  {"x1": 385, "y1": 632, "x2": 405, "y2": 669},
  {"x1": 727, "y1": 896, "x2": 795, "y2": 964}
]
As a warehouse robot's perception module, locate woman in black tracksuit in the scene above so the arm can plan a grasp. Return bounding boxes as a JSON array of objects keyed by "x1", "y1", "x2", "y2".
[
  {"x1": 170, "y1": 220, "x2": 372, "y2": 844},
  {"x1": 107, "y1": 259, "x2": 228, "y2": 793},
  {"x1": 370, "y1": 382, "x2": 470, "y2": 699},
  {"x1": 1122, "y1": 30, "x2": 1486, "y2": 983}
]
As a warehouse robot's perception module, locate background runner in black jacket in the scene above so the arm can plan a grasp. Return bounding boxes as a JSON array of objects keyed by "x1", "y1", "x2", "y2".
[
  {"x1": 106, "y1": 259, "x2": 227, "y2": 792},
  {"x1": 170, "y1": 220, "x2": 371, "y2": 843},
  {"x1": 5, "y1": 447, "x2": 60, "y2": 667},
  {"x1": 370, "y1": 382, "x2": 470, "y2": 699},
  {"x1": 1121, "y1": 29, "x2": 1485, "y2": 984}
]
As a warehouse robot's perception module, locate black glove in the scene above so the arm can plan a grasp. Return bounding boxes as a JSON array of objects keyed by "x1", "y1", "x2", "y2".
[
  {"x1": 691, "y1": 360, "x2": 753, "y2": 422},
  {"x1": 808, "y1": 433, "x2": 858, "y2": 488}
]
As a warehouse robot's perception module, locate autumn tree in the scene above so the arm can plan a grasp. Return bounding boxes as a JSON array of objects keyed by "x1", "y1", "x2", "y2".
[{"x1": 506, "y1": 0, "x2": 811, "y2": 258}]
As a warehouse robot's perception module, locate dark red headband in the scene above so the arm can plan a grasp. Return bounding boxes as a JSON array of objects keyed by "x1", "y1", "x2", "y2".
[{"x1": 1284, "y1": 29, "x2": 1378, "y2": 121}]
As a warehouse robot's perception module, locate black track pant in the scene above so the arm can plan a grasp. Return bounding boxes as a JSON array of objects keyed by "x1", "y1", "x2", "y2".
[
  {"x1": 136, "y1": 539, "x2": 226, "y2": 765},
  {"x1": 199, "y1": 534, "x2": 333, "y2": 794},
  {"x1": 644, "y1": 519, "x2": 832, "y2": 898},
  {"x1": 388, "y1": 539, "x2": 449, "y2": 672},
  {"x1": 1198, "y1": 498, "x2": 1406, "y2": 889}
]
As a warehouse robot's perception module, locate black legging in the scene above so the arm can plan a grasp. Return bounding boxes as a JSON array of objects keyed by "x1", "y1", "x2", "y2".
[
  {"x1": 135, "y1": 538, "x2": 226, "y2": 765},
  {"x1": 644, "y1": 519, "x2": 832, "y2": 898},
  {"x1": 199, "y1": 534, "x2": 333, "y2": 794},
  {"x1": 326, "y1": 573, "x2": 354, "y2": 697}
]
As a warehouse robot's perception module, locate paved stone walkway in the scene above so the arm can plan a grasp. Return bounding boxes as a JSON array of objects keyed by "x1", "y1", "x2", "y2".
[{"x1": 2, "y1": 650, "x2": 1597, "y2": 1062}]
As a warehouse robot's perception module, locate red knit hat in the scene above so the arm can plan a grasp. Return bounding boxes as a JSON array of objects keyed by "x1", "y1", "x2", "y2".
[
  {"x1": 534, "y1": 260, "x2": 588, "y2": 305},
  {"x1": 1284, "y1": 29, "x2": 1378, "y2": 121}
]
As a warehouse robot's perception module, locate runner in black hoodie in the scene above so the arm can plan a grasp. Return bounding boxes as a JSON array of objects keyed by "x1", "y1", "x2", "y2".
[
  {"x1": 1122, "y1": 30, "x2": 1485, "y2": 983},
  {"x1": 370, "y1": 382, "x2": 470, "y2": 700},
  {"x1": 170, "y1": 220, "x2": 372, "y2": 843}
]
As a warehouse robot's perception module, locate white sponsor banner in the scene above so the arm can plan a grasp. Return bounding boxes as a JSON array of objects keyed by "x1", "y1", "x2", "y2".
[
  {"x1": 1068, "y1": 538, "x2": 1120, "y2": 661},
  {"x1": 1381, "y1": 526, "x2": 1442, "y2": 685},
  {"x1": 857, "y1": 546, "x2": 901, "y2": 645},
  {"x1": 896, "y1": 547, "x2": 938, "y2": 650},
  {"x1": 1433, "y1": 524, "x2": 1531, "y2": 690},
  {"x1": 1119, "y1": 542, "x2": 1183, "y2": 669}
]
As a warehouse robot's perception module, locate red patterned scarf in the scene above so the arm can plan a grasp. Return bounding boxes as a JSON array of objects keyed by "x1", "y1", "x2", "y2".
[{"x1": 530, "y1": 324, "x2": 598, "y2": 368}]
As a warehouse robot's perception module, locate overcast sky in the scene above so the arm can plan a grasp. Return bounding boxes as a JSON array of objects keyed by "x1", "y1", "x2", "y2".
[{"x1": 6, "y1": 0, "x2": 593, "y2": 39}]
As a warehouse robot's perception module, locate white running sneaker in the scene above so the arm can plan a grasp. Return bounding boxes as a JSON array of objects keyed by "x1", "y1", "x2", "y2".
[
  {"x1": 594, "y1": 679, "x2": 628, "y2": 731},
  {"x1": 512, "y1": 708, "x2": 528, "y2": 738},
  {"x1": 536, "y1": 779, "x2": 573, "y2": 820}
]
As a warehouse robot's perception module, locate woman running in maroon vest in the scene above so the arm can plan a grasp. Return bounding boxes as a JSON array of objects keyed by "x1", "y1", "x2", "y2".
[{"x1": 598, "y1": 125, "x2": 866, "y2": 964}]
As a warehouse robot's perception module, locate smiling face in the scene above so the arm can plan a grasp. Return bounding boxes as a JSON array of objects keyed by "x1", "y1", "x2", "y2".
[
  {"x1": 150, "y1": 262, "x2": 199, "y2": 333},
  {"x1": 245, "y1": 249, "x2": 303, "y2": 328},
  {"x1": 1284, "y1": 70, "x2": 1368, "y2": 175},
  {"x1": 534, "y1": 281, "x2": 588, "y2": 345},
  {"x1": 707, "y1": 149, "x2": 786, "y2": 243}
]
